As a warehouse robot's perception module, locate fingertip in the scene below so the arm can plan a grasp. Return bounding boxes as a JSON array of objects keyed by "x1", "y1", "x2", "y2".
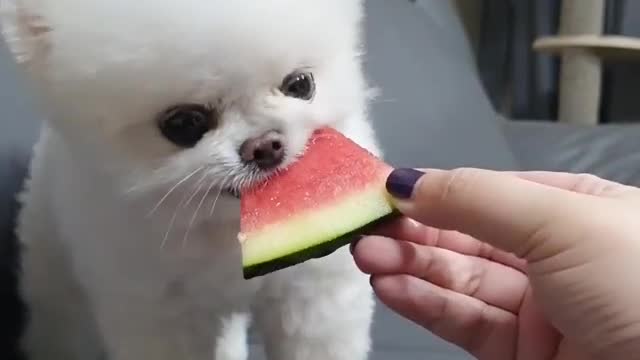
[
  {"x1": 386, "y1": 168, "x2": 426, "y2": 200},
  {"x1": 370, "y1": 274, "x2": 426, "y2": 314},
  {"x1": 369, "y1": 273, "x2": 378, "y2": 288},
  {"x1": 369, "y1": 274, "x2": 401, "y2": 297},
  {"x1": 349, "y1": 235, "x2": 363, "y2": 255},
  {"x1": 351, "y1": 235, "x2": 387, "y2": 274},
  {"x1": 352, "y1": 235, "x2": 410, "y2": 275}
]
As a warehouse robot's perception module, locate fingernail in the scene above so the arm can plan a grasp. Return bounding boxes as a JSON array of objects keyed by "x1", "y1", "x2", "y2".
[
  {"x1": 386, "y1": 168, "x2": 425, "y2": 199},
  {"x1": 349, "y1": 235, "x2": 363, "y2": 254}
]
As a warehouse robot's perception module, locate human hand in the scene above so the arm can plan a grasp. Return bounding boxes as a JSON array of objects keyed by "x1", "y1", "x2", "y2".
[{"x1": 351, "y1": 168, "x2": 640, "y2": 360}]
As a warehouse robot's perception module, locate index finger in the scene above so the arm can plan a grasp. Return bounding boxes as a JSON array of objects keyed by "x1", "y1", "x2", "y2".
[
  {"x1": 508, "y1": 171, "x2": 633, "y2": 197},
  {"x1": 415, "y1": 169, "x2": 631, "y2": 196},
  {"x1": 386, "y1": 168, "x2": 598, "y2": 260}
]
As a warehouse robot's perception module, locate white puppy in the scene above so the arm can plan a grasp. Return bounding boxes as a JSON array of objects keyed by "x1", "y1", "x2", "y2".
[{"x1": 1, "y1": 0, "x2": 381, "y2": 359}]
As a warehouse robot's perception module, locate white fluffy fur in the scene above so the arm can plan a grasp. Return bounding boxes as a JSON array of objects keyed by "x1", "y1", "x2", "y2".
[{"x1": 1, "y1": 0, "x2": 381, "y2": 359}]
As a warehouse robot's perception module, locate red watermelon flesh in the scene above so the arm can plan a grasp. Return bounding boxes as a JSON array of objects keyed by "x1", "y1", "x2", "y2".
[{"x1": 239, "y1": 127, "x2": 397, "y2": 279}]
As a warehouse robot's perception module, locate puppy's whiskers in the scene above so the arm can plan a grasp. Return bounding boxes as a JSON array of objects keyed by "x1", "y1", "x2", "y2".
[
  {"x1": 183, "y1": 171, "x2": 209, "y2": 208},
  {"x1": 160, "y1": 170, "x2": 208, "y2": 250},
  {"x1": 146, "y1": 166, "x2": 204, "y2": 218},
  {"x1": 182, "y1": 177, "x2": 217, "y2": 249},
  {"x1": 209, "y1": 173, "x2": 233, "y2": 217}
]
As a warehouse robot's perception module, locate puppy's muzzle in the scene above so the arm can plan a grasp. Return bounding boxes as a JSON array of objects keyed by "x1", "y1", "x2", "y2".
[{"x1": 239, "y1": 130, "x2": 285, "y2": 170}]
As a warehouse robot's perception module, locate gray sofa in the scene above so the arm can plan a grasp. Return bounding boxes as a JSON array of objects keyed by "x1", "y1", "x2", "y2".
[{"x1": 2, "y1": 0, "x2": 640, "y2": 359}]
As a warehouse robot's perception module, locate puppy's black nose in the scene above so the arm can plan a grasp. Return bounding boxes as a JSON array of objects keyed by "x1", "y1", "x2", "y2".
[{"x1": 239, "y1": 131, "x2": 285, "y2": 169}]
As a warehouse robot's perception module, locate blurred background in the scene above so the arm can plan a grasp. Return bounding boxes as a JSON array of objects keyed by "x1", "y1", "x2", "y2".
[{"x1": 456, "y1": 0, "x2": 640, "y2": 124}]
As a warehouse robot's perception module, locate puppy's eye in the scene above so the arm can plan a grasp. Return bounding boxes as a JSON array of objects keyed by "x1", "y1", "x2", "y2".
[
  {"x1": 157, "y1": 104, "x2": 217, "y2": 148},
  {"x1": 280, "y1": 71, "x2": 315, "y2": 100}
]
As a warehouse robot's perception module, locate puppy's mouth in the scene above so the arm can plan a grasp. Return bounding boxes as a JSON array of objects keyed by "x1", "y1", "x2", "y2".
[{"x1": 228, "y1": 129, "x2": 305, "y2": 198}]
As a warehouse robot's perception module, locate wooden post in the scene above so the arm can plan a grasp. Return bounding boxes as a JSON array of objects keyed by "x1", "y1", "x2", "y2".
[{"x1": 557, "y1": 0, "x2": 605, "y2": 125}]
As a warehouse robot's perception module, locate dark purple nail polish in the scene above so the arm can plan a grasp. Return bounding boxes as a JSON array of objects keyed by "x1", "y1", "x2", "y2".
[{"x1": 386, "y1": 168, "x2": 425, "y2": 199}]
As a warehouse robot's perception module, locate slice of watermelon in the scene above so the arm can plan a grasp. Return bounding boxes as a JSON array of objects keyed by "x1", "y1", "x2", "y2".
[{"x1": 238, "y1": 127, "x2": 398, "y2": 279}]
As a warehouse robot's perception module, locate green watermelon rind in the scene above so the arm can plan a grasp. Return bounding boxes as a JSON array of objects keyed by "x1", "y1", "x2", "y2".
[
  {"x1": 240, "y1": 184, "x2": 396, "y2": 279},
  {"x1": 242, "y1": 211, "x2": 400, "y2": 279}
]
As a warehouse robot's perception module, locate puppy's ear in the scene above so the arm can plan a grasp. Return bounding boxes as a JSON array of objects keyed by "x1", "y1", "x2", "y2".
[{"x1": 0, "y1": 0, "x2": 51, "y2": 66}]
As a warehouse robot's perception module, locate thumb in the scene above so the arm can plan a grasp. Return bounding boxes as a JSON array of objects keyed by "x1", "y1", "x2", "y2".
[{"x1": 385, "y1": 168, "x2": 593, "y2": 260}]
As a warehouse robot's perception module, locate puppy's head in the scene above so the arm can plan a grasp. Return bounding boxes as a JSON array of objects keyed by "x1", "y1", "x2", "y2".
[{"x1": 1, "y1": 0, "x2": 371, "y2": 203}]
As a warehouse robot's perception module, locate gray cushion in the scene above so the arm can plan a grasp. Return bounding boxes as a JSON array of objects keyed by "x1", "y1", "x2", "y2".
[
  {"x1": 0, "y1": 31, "x2": 40, "y2": 266},
  {"x1": 0, "y1": 39, "x2": 42, "y2": 152},
  {"x1": 364, "y1": 0, "x2": 518, "y2": 171},
  {"x1": 0, "y1": 37, "x2": 41, "y2": 235},
  {"x1": 503, "y1": 120, "x2": 640, "y2": 186},
  {"x1": 0, "y1": 35, "x2": 34, "y2": 360}
]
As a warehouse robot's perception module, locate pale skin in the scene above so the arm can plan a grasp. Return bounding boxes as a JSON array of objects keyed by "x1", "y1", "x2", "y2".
[{"x1": 351, "y1": 168, "x2": 640, "y2": 360}]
